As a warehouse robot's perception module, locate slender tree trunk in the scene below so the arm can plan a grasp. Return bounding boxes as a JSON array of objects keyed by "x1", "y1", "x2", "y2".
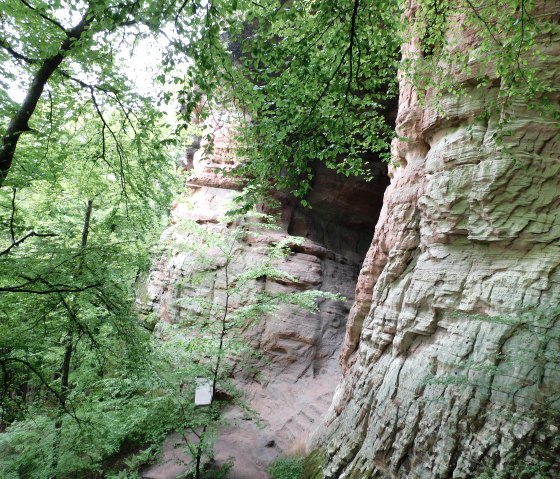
[
  {"x1": 49, "y1": 200, "x2": 92, "y2": 479},
  {"x1": 193, "y1": 247, "x2": 233, "y2": 479},
  {"x1": 80, "y1": 200, "x2": 93, "y2": 249},
  {"x1": 195, "y1": 429, "x2": 205, "y2": 479},
  {"x1": 49, "y1": 335, "x2": 72, "y2": 479}
]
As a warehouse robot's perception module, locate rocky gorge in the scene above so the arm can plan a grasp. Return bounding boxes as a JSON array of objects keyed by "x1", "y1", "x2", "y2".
[
  {"x1": 139, "y1": 109, "x2": 390, "y2": 478},
  {"x1": 3, "y1": 1, "x2": 559, "y2": 478},
  {"x1": 142, "y1": 2, "x2": 560, "y2": 478}
]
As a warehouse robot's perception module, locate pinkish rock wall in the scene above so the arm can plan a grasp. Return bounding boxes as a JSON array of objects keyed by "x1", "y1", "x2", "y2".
[
  {"x1": 140, "y1": 109, "x2": 388, "y2": 477},
  {"x1": 312, "y1": 3, "x2": 560, "y2": 478}
]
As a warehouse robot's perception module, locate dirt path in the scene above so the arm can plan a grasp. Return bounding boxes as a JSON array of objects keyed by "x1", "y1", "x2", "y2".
[
  {"x1": 140, "y1": 410, "x2": 275, "y2": 479},
  {"x1": 141, "y1": 374, "x2": 336, "y2": 479}
]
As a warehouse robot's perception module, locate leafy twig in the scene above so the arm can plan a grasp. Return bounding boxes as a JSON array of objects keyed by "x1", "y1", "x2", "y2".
[
  {"x1": 18, "y1": 0, "x2": 68, "y2": 33},
  {"x1": 0, "y1": 231, "x2": 57, "y2": 257}
]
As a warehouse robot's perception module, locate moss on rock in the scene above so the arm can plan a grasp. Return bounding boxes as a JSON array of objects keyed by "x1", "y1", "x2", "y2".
[{"x1": 301, "y1": 448, "x2": 325, "y2": 479}]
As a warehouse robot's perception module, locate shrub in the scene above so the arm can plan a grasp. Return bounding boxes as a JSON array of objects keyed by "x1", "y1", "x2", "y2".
[{"x1": 268, "y1": 456, "x2": 304, "y2": 479}]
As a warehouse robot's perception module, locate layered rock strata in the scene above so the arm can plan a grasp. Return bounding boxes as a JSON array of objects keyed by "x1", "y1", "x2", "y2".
[
  {"x1": 313, "y1": 3, "x2": 560, "y2": 478},
  {"x1": 140, "y1": 110, "x2": 388, "y2": 477}
]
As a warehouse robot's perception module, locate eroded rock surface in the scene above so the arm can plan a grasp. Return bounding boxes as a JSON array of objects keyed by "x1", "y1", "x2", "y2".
[
  {"x1": 140, "y1": 111, "x2": 388, "y2": 478},
  {"x1": 313, "y1": 3, "x2": 560, "y2": 478}
]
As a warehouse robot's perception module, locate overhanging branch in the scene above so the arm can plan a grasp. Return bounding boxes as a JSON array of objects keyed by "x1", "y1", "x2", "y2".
[
  {"x1": 0, "y1": 36, "x2": 39, "y2": 64},
  {"x1": 0, "y1": 8, "x2": 93, "y2": 187},
  {"x1": 0, "y1": 283, "x2": 101, "y2": 295},
  {"x1": 0, "y1": 357, "x2": 80, "y2": 422},
  {"x1": 0, "y1": 231, "x2": 57, "y2": 257},
  {"x1": 18, "y1": 0, "x2": 68, "y2": 34}
]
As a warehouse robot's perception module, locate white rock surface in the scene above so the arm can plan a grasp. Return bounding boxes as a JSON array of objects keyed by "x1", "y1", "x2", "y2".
[{"x1": 314, "y1": 3, "x2": 560, "y2": 478}]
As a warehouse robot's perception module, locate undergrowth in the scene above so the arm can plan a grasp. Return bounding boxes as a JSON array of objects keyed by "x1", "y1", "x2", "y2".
[{"x1": 267, "y1": 456, "x2": 304, "y2": 479}]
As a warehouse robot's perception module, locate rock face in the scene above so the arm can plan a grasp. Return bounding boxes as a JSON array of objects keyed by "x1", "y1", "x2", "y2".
[
  {"x1": 144, "y1": 4, "x2": 560, "y2": 476},
  {"x1": 140, "y1": 110, "x2": 389, "y2": 477},
  {"x1": 313, "y1": 3, "x2": 560, "y2": 478}
]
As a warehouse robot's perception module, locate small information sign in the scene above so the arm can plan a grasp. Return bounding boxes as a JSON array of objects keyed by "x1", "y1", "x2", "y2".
[{"x1": 194, "y1": 378, "x2": 213, "y2": 406}]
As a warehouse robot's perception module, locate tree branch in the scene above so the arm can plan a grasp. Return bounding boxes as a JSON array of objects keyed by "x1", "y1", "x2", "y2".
[
  {"x1": 58, "y1": 70, "x2": 138, "y2": 134},
  {"x1": 513, "y1": 0, "x2": 527, "y2": 81},
  {"x1": 57, "y1": 69, "x2": 117, "y2": 95},
  {"x1": 0, "y1": 357, "x2": 80, "y2": 422},
  {"x1": 344, "y1": 0, "x2": 360, "y2": 108},
  {"x1": 44, "y1": 90, "x2": 53, "y2": 158},
  {"x1": 0, "y1": 8, "x2": 93, "y2": 187},
  {"x1": 174, "y1": 0, "x2": 190, "y2": 25},
  {"x1": 0, "y1": 283, "x2": 101, "y2": 294},
  {"x1": 88, "y1": 87, "x2": 129, "y2": 200},
  {"x1": 18, "y1": 0, "x2": 68, "y2": 33},
  {"x1": 81, "y1": 200, "x2": 93, "y2": 248},
  {"x1": 293, "y1": 47, "x2": 349, "y2": 136},
  {"x1": 464, "y1": 0, "x2": 503, "y2": 47},
  {"x1": 0, "y1": 36, "x2": 39, "y2": 64},
  {"x1": 0, "y1": 231, "x2": 57, "y2": 257}
]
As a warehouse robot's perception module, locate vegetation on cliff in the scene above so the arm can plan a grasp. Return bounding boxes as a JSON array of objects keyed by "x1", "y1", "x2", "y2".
[
  {"x1": 1, "y1": 0, "x2": 559, "y2": 477},
  {"x1": 178, "y1": 0, "x2": 559, "y2": 204}
]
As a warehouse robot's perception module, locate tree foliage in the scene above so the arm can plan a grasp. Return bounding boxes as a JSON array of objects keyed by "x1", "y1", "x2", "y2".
[
  {"x1": 0, "y1": 97, "x2": 178, "y2": 477},
  {"x1": 408, "y1": 0, "x2": 559, "y2": 116},
  {"x1": 176, "y1": 0, "x2": 402, "y2": 203},
  {"x1": 268, "y1": 456, "x2": 304, "y2": 479},
  {"x1": 0, "y1": 4, "x2": 186, "y2": 475},
  {"x1": 173, "y1": 0, "x2": 558, "y2": 204},
  {"x1": 3, "y1": 0, "x2": 556, "y2": 205}
]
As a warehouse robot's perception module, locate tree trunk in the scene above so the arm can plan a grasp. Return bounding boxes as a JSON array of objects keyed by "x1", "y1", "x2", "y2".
[{"x1": 49, "y1": 200, "x2": 93, "y2": 479}]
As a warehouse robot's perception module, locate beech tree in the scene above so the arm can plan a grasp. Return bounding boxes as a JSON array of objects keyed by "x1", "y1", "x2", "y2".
[
  {"x1": 0, "y1": 2, "x2": 184, "y2": 476},
  {"x1": 0, "y1": 0, "x2": 246, "y2": 190},
  {"x1": 0, "y1": 99, "x2": 178, "y2": 477}
]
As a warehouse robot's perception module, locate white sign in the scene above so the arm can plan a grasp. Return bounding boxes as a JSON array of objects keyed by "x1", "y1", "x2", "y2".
[{"x1": 195, "y1": 378, "x2": 213, "y2": 406}]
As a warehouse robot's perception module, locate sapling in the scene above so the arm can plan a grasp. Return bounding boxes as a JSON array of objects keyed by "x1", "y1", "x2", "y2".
[{"x1": 155, "y1": 211, "x2": 343, "y2": 479}]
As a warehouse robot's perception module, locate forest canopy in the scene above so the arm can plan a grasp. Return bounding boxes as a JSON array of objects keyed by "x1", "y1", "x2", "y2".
[{"x1": 2, "y1": 1, "x2": 554, "y2": 198}]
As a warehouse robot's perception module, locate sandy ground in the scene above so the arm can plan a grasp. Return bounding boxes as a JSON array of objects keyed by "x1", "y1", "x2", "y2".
[{"x1": 141, "y1": 373, "x2": 336, "y2": 479}]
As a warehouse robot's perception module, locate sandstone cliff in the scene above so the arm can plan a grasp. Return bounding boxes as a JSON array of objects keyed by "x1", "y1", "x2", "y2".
[
  {"x1": 312, "y1": 2, "x2": 560, "y2": 478},
  {"x1": 143, "y1": 3, "x2": 560, "y2": 477},
  {"x1": 140, "y1": 110, "x2": 388, "y2": 477}
]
